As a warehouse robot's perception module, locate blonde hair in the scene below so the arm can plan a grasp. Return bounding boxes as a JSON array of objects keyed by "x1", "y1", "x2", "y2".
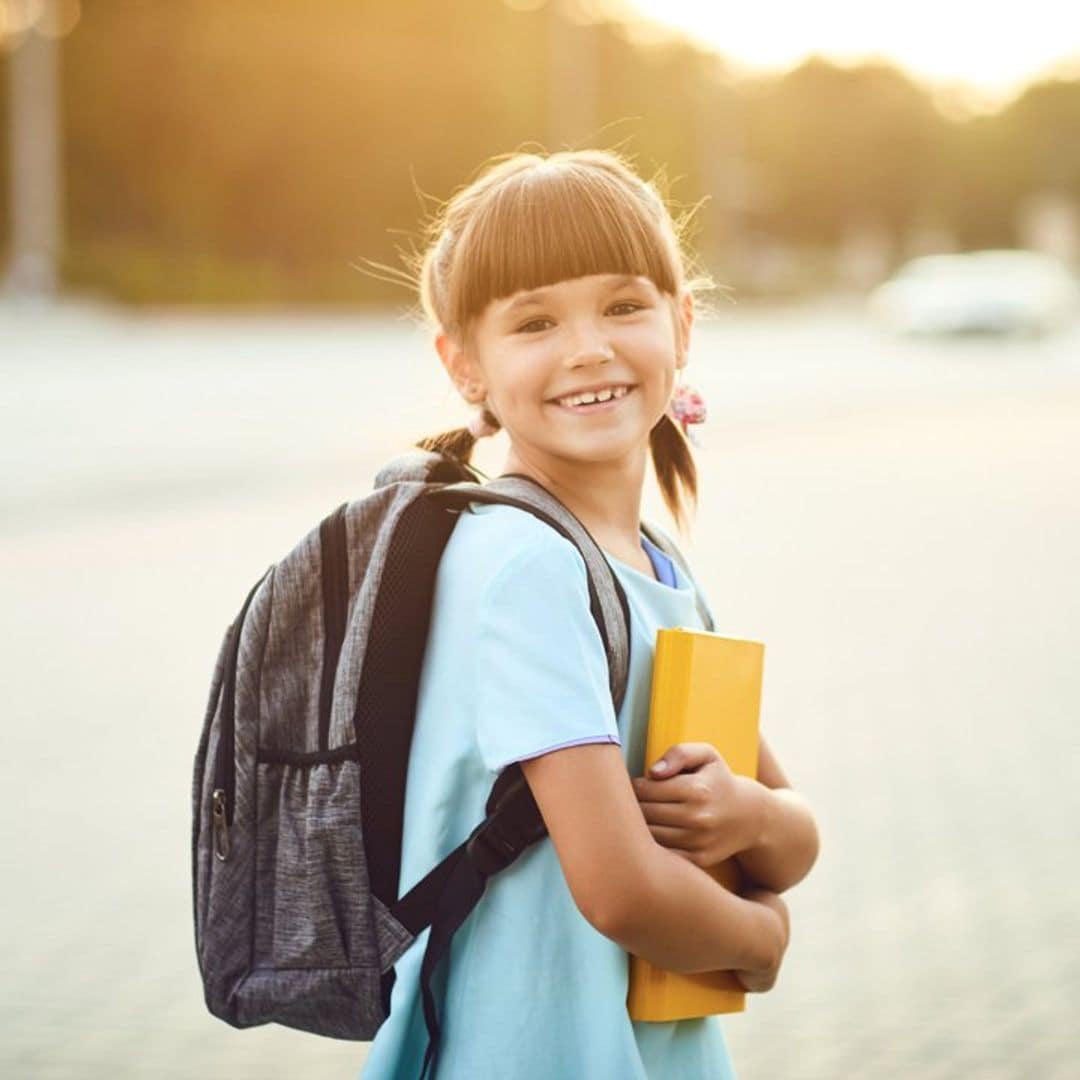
[{"x1": 395, "y1": 148, "x2": 717, "y2": 534}]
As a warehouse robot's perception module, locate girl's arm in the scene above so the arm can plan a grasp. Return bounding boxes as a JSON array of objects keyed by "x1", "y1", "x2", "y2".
[
  {"x1": 733, "y1": 737, "x2": 820, "y2": 893},
  {"x1": 633, "y1": 736, "x2": 820, "y2": 895},
  {"x1": 520, "y1": 743, "x2": 788, "y2": 977}
]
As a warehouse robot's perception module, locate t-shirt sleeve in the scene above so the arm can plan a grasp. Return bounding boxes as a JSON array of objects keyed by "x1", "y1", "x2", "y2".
[{"x1": 473, "y1": 533, "x2": 621, "y2": 774}]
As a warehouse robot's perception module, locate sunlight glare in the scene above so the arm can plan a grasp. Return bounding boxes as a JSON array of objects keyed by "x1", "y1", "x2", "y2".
[{"x1": 624, "y1": 0, "x2": 1080, "y2": 103}]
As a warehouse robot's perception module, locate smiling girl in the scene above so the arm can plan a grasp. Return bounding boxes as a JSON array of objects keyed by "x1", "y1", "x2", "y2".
[{"x1": 360, "y1": 149, "x2": 819, "y2": 1080}]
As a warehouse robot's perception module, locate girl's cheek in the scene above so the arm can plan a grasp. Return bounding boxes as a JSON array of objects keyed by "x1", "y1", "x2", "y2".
[{"x1": 615, "y1": 322, "x2": 667, "y2": 351}]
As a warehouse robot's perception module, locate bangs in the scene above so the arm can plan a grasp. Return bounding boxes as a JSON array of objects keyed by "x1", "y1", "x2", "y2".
[{"x1": 448, "y1": 162, "x2": 681, "y2": 338}]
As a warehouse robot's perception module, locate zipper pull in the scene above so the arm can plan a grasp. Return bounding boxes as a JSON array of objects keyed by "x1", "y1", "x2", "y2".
[{"x1": 211, "y1": 788, "x2": 231, "y2": 861}]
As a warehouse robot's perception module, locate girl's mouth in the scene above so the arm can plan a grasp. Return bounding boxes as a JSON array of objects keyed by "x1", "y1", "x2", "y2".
[{"x1": 550, "y1": 385, "x2": 636, "y2": 414}]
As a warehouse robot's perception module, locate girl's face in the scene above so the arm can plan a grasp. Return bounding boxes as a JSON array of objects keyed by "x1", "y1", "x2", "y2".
[{"x1": 439, "y1": 272, "x2": 691, "y2": 469}]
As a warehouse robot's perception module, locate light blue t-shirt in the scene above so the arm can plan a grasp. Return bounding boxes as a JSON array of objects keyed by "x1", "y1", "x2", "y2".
[{"x1": 361, "y1": 502, "x2": 737, "y2": 1080}]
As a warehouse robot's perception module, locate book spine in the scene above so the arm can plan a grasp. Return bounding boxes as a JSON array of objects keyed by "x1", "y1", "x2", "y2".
[{"x1": 627, "y1": 630, "x2": 750, "y2": 1021}]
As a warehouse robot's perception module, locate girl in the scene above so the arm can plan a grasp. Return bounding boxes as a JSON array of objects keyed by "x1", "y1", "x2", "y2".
[{"x1": 361, "y1": 149, "x2": 819, "y2": 1079}]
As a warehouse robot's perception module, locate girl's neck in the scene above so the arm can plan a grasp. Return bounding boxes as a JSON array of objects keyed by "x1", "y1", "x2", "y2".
[{"x1": 499, "y1": 445, "x2": 647, "y2": 558}]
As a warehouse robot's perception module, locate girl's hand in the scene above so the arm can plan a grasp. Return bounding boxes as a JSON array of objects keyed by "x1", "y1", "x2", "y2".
[
  {"x1": 733, "y1": 887, "x2": 790, "y2": 993},
  {"x1": 630, "y1": 742, "x2": 767, "y2": 870}
]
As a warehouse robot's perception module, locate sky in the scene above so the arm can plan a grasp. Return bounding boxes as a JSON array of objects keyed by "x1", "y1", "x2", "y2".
[{"x1": 624, "y1": 0, "x2": 1080, "y2": 108}]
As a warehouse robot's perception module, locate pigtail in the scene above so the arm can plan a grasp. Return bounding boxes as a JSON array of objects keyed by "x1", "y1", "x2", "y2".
[
  {"x1": 416, "y1": 405, "x2": 502, "y2": 476},
  {"x1": 649, "y1": 412, "x2": 697, "y2": 536},
  {"x1": 415, "y1": 427, "x2": 478, "y2": 462}
]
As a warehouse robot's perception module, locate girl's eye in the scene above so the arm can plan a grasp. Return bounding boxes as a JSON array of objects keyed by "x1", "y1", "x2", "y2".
[
  {"x1": 515, "y1": 301, "x2": 643, "y2": 334},
  {"x1": 517, "y1": 318, "x2": 553, "y2": 334}
]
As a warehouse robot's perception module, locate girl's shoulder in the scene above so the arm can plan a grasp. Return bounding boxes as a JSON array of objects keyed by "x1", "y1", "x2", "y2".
[
  {"x1": 459, "y1": 498, "x2": 579, "y2": 550},
  {"x1": 443, "y1": 500, "x2": 590, "y2": 599}
]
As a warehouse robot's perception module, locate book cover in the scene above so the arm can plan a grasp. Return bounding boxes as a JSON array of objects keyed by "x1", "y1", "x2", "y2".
[{"x1": 627, "y1": 628, "x2": 764, "y2": 1022}]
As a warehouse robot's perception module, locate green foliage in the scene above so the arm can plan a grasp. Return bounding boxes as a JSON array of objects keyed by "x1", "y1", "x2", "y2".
[
  {"x1": 2, "y1": 0, "x2": 1075, "y2": 303},
  {"x1": 999, "y1": 79, "x2": 1080, "y2": 196},
  {"x1": 741, "y1": 58, "x2": 950, "y2": 243}
]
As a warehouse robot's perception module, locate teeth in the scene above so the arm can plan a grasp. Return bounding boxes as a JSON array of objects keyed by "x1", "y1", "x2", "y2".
[{"x1": 560, "y1": 385, "x2": 629, "y2": 407}]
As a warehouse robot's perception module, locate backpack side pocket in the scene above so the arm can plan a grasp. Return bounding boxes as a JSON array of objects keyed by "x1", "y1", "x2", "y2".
[
  {"x1": 254, "y1": 757, "x2": 377, "y2": 969},
  {"x1": 241, "y1": 755, "x2": 413, "y2": 1038}
]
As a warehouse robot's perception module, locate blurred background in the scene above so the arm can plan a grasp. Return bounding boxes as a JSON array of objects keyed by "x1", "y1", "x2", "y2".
[{"x1": 2, "y1": 1, "x2": 1078, "y2": 1077}]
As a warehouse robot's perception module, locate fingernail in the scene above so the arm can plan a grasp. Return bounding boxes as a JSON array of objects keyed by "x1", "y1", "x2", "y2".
[{"x1": 651, "y1": 761, "x2": 669, "y2": 775}]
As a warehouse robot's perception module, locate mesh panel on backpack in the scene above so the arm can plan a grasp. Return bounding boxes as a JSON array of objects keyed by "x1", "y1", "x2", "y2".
[{"x1": 354, "y1": 495, "x2": 460, "y2": 909}]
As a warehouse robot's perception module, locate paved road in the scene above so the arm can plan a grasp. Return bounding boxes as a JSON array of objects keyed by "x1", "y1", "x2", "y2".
[{"x1": 3, "y1": 300, "x2": 1078, "y2": 1078}]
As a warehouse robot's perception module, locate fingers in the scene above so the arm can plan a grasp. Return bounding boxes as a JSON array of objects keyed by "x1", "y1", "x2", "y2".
[
  {"x1": 647, "y1": 742, "x2": 722, "y2": 778},
  {"x1": 731, "y1": 888, "x2": 790, "y2": 993},
  {"x1": 637, "y1": 795, "x2": 723, "y2": 835},
  {"x1": 734, "y1": 967, "x2": 779, "y2": 994},
  {"x1": 646, "y1": 821, "x2": 745, "y2": 869},
  {"x1": 744, "y1": 887, "x2": 789, "y2": 931},
  {"x1": 632, "y1": 767, "x2": 720, "y2": 805},
  {"x1": 631, "y1": 774, "x2": 695, "y2": 803},
  {"x1": 637, "y1": 800, "x2": 697, "y2": 828}
]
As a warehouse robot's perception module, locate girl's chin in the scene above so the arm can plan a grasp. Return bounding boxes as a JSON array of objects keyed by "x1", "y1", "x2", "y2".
[{"x1": 535, "y1": 426, "x2": 648, "y2": 463}]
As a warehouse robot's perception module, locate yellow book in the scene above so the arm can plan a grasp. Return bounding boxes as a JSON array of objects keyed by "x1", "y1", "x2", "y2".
[{"x1": 627, "y1": 628, "x2": 764, "y2": 1022}]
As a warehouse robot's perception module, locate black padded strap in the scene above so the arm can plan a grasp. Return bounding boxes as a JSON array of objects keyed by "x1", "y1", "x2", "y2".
[
  {"x1": 415, "y1": 847, "x2": 482, "y2": 1080},
  {"x1": 392, "y1": 762, "x2": 547, "y2": 1080},
  {"x1": 318, "y1": 503, "x2": 350, "y2": 752},
  {"x1": 380, "y1": 466, "x2": 635, "y2": 1075},
  {"x1": 391, "y1": 764, "x2": 545, "y2": 933},
  {"x1": 357, "y1": 497, "x2": 461, "y2": 912},
  {"x1": 427, "y1": 475, "x2": 632, "y2": 715}
]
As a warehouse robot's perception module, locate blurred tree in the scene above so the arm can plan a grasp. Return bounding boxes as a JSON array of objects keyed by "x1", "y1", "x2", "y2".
[
  {"x1": 936, "y1": 112, "x2": 1020, "y2": 249},
  {"x1": 61, "y1": 0, "x2": 552, "y2": 303},
  {"x1": 742, "y1": 58, "x2": 948, "y2": 249},
  {"x1": 0, "y1": 0, "x2": 1075, "y2": 303},
  {"x1": 1000, "y1": 78, "x2": 1080, "y2": 198}
]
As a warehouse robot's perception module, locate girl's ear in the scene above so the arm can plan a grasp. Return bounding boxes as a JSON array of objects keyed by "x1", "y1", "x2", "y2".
[
  {"x1": 674, "y1": 291, "x2": 694, "y2": 370},
  {"x1": 435, "y1": 329, "x2": 486, "y2": 403}
]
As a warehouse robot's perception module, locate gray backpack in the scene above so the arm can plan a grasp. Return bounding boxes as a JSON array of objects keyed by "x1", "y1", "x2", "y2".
[{"x1": 191, "y1": 448, "x2": 711, "y2": 1078}]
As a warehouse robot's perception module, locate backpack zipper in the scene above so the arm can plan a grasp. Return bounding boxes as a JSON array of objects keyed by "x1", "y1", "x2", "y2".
[
  {"x1": 212, "y1": 566, "x2": 273, "y2": 832},
  {"x1": 211, "y1": 788, "x2": 231, "y2": 860}
]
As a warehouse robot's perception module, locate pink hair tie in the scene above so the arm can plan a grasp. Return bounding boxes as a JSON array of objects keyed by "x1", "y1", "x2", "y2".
[
  {"x1": 667, "y1": 382, "x2": 707, "y2": 446},
  {"x1": 467, "y1": 408, "x2": 500, "y2": 439}
]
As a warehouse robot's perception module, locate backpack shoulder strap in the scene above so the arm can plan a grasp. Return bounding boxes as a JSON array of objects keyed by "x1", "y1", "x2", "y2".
[
  {"x1": 391, "y1": 761, "x2": 548, "y2": 1079},
  {"x1": 389, "y1": 469, "x2": 635, "y2": 1078},
  {"x1": 426, "y1": 473, "x2": 632, "y2": 715},
  {"x1": 366, "y1": 468, "x2": 632, "y2": 920},
  {"x1": 640, "y1": 519, "x2": 716, "y2": 632}
]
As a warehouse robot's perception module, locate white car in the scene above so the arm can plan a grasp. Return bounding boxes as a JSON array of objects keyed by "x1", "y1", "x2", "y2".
[{"x1": 867, "y1": 250, "x2": 1080, "y2": 336}]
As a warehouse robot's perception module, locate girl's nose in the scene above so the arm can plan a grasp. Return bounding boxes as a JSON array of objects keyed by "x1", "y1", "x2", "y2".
[{"x1": 566, "y1": 338, "x2": 615, "y2": 367}]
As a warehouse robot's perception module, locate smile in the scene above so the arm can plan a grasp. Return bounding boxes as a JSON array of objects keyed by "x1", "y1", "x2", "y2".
[{"x1": 551, "y1": 385, "x2": 635, "y2": 413}]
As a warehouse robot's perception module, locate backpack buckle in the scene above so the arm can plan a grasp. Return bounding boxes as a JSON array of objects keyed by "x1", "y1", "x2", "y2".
[{"x1": 465, "y1": 821, "x2": 518, "y2": 877}]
